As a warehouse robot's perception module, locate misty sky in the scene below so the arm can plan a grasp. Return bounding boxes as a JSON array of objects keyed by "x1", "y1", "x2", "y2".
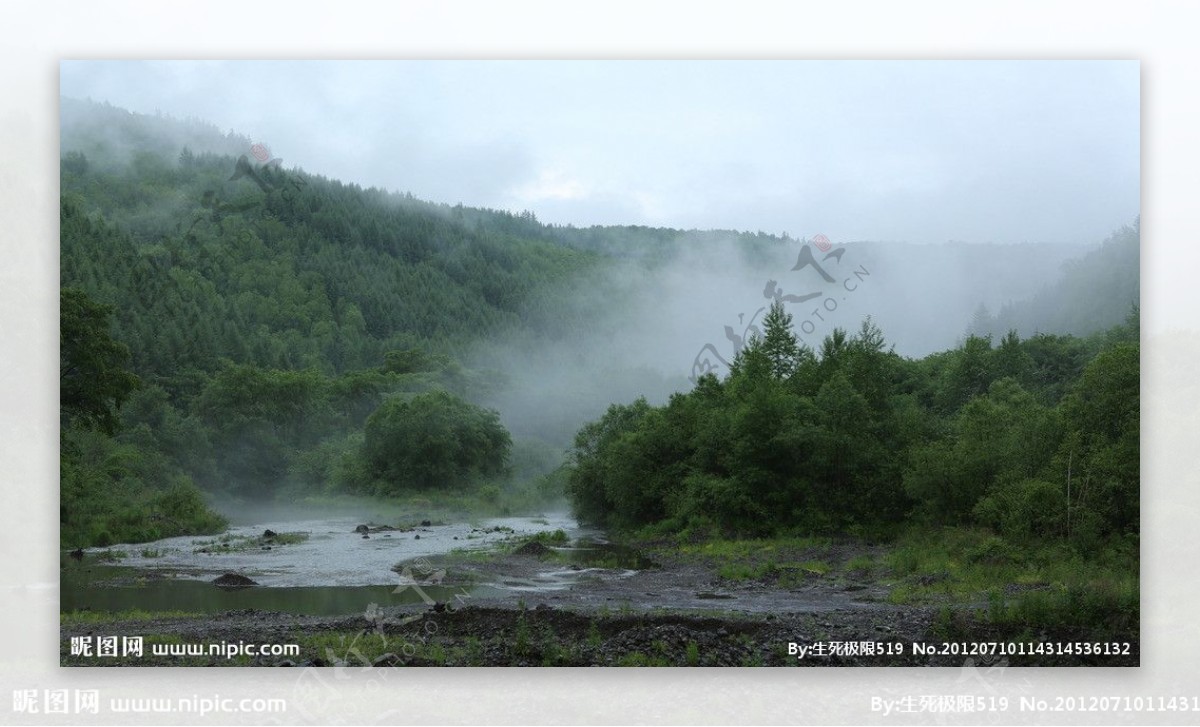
[{"x1": 60, "y1": 60, "x2": 1139, "y2": 245}]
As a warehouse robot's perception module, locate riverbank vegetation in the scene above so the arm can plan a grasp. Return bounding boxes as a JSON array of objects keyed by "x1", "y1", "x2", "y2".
[{"x1": 565, "y1": 295, "x2": 1139, "y2": 635}]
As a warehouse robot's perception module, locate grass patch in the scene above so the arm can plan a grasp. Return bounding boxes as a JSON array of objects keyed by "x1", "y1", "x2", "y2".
[
  {"x1": 844, "y1": 554, "x2": 876, "y2": 574},
  {"x1": 675, "y1": 535, "x2": 833, "y2": 560},
  {"x1": 991, "y1": 579, "x2": 1139, "y2": 637},
  {"x1": 61, "y1": 609, "x2": 201, "y2": 626},
  {"x1": 586, "y1": 622, "x2": 602, "y2": 649},
  {"x1": 717, "y1": 562, "x2": 761, "y2": 581},
  {"x1": 678, "y1": 536, "x2": 839, "y2": 587},
  {"x1": 193, "y1": 531, "x2": 309, "y2": 553},
  {"x1": 298, "y1": 631, "x2": 398, "y2": 666},
  {"x1": 880, "y1": 526, "x2": 1137, "y2": 637},
  {"x1": 528, "y1": 529, "x2": 569, "y2": 545},
  {"x1": 798, "y1": 560, "x2": 831, "y2": 575},
  {"x1": 617, "y1": 651, "x2": 671, "y2": 666}
]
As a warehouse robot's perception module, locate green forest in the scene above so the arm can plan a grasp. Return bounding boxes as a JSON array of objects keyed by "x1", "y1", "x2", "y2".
[
  {"x1": 60, "y1": 93, "x2": 1140, "y2": 612},
  {"x1": 567, "y1": 304, "x2": 1138, "y2": 547},
  {"x1": 60, "y1": 100, "x2": 606, "y2": 546}
]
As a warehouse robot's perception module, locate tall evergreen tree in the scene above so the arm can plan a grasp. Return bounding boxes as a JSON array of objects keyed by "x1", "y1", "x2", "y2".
[{"x1": 760, "y1": 299, "x2": 801, "y2": 380}]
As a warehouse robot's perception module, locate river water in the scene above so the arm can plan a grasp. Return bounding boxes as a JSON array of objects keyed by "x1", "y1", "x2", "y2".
[{"x1": 61, "y1": 513, "x2": 601, "y2": 616}]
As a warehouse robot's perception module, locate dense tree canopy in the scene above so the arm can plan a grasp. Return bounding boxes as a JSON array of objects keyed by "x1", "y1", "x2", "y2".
[
  {"x1": 363, "y1": 390, "x2": 511, "y2": 494},
  {"x1": 60, "y1": 288, "x2": 141, "y2": 435},
  {"x1": 566, "y1": 312, "x2": 1138, "y2": 548}
]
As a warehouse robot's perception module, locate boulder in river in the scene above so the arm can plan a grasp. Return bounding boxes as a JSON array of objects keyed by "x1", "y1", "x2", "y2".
[
  {"x1": 213, "y1": 572, "x2": 258, "y2": 588},
  {"x1": 354, "y1": 524, "x2": 370, "y2": 534},
  {"x1": 263, "y1": 529, "x2": 278, "y2": 538},
  {"x1": 420, "y1": 520, "x2": 432, "y2": 527}
]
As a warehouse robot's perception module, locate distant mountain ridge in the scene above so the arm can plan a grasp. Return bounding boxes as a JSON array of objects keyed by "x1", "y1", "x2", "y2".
[{"x1": 968, "y1": 222, "x2": 1140, "y2": 341}]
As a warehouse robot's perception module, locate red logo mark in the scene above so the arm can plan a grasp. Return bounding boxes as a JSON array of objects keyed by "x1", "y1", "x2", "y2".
[
  {"x1": 250, "y1": 143, "x2": 271, "y2": 163},
  {"x1": 812, "y1": 233, "x2": 832, "y2": 252}
]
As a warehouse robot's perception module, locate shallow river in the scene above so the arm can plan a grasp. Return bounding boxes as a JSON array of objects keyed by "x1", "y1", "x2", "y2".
[{"x1": 62, "y1": 513, "x2": 611, "y2": 616}]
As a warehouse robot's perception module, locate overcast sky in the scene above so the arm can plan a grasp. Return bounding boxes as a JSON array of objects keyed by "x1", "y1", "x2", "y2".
[{"x1": 60, "y1": 60, "x2": 1139, "y2": 245}]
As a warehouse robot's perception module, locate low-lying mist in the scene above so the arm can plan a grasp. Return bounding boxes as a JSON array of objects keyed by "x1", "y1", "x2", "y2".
[{"x1": 472, "y1": 231, "x2": 1091, "y2": 449}]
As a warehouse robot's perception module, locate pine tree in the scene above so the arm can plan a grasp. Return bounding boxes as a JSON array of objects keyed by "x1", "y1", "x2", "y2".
[{"x1": 760, "y1": 300, "x2": 800, "y2": 380}]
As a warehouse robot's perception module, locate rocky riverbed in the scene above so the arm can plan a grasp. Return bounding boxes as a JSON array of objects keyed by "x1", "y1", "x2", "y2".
[{"x1": 61, "y1": 529, "x2": 1138, "y2": 667}]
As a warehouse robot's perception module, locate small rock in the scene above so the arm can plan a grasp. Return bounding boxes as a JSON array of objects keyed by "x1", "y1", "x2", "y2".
[
  {"x1": 212, "y1": 573, "x2": 258, "y2": 588},
  {"x1": 354, "y1": 524, "x2": 370, "y2": 534},
  {"x1": 261, "y1": 545, "x2": 271, "y2": 550},
  {"x1": 453, "y1": 536, "x2": 458, "y2": 540},
  {"x1": 421, "y1": 520, "x2": 432, "y2": 527},
  {"x1": 414, "y1": 534, "x2": 420, "y2": 540},
  {"x1": 362, "y1": 534, "x2": 369, "y2": 539},
  {"x1": 263, "y1": 529, "x2": 278, "y2": 538},
  {"x1": 69, "y1": 548, "x2": 84, "y2": 561}
]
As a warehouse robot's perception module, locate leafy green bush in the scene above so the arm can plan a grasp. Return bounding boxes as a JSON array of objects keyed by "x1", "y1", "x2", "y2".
[
  {"x1": 362, "y1": 390, "x2": 511, "y2": 493},
  {"x1": 973, "y1": 478, "x2": 1064, "y2": 539},
  {"x1": 964, "y1": 536, "x2": 1022, "y2": 566}
]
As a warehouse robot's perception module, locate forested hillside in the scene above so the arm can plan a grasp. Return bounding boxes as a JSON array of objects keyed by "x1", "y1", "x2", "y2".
[
  {"x1": 59, "y1": 98, "x2": 1139, "y2": 557},
  {"x1": 969, "y1": 221, "x2": 1140, "y2": 340},
  {"x1": 60, "y1": 99, "x2": 608, "y2": 546}
]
